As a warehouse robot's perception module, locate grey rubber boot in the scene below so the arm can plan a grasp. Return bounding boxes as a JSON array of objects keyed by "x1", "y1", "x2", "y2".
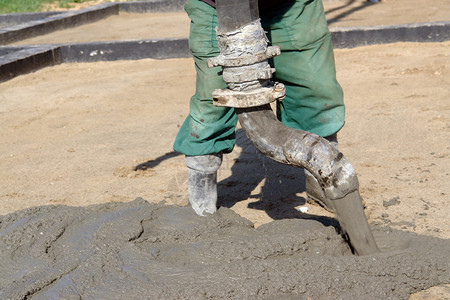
[
  {"x1": 185, "y1": 153, "x2": 223, "y2": 216},
  {"x1": 305, "y1": 134, "x2": 338, "y2": 212}
]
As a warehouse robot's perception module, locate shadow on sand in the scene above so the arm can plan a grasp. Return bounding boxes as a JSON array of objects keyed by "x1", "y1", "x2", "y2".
[{"x1": 326, "y1": 0, "x2": 379, "y2": 26}]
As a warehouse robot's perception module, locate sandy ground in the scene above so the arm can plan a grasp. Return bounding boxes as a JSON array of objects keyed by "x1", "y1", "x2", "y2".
[
  {"x1": 1, "y1": 0, "x2": 449, "y2": 298},
  {"x1": 1, "y1": 41, "x2": 449, "y2": 298},
  {"x1": 1, "y1": 41, "x2": 448, "y2": 233},
  {"x1": 13, "y1": 0, "x2": 450, "y2": 45}
]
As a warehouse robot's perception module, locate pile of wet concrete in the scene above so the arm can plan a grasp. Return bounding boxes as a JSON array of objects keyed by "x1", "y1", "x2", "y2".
[{"x1": 1, "y1": 198, "x2": 448, "y2": 299}]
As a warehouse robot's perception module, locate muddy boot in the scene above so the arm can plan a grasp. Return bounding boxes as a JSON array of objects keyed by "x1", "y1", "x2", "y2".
[
  {"x1": 305, "y1": 134, "x2": 338, "y2": 212},
  {"x1": 185, "y1": 153, "x2": 223, "y2": 216}
]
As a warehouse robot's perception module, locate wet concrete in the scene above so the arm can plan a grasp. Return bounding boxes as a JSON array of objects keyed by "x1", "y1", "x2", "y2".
[{"x1": 1, "y1": 198, "x2": 449, "y2": 299}]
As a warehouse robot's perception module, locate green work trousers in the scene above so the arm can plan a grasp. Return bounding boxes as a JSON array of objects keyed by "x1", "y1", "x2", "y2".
[{"x1": 173, "y1": 0, "x2": 345, "y2": 156}]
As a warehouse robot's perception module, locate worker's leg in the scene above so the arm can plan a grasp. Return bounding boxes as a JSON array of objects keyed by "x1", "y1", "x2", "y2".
[
  {"x1": 261, "y1": 0, "x2": 345, "y2": 209},
  {"x1": 261, "y1": 0, "x2": 345, "y2": 138},
  {"x1": 173, "y1": 0, "x2": 237, "y2": 215},
  {"x1": 174, "y1": 0, "x2": 237, "y2": 156}
]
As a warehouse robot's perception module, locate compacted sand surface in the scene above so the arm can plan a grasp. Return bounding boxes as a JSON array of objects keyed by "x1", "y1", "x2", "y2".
[{"x1": 1, "y1": 0, "x2": 449, "y2": 298}]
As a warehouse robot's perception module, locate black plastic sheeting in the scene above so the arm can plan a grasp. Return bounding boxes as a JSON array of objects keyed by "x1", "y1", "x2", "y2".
[
  {"x1": 331, "y1": 21, "x2": 450, "y2": 48},
  {"x1": 0, "y1": 11, "x2": 63, "y2": 29}
]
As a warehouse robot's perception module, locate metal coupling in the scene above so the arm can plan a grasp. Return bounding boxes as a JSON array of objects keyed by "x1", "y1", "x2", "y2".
[
  {"x1": 207, "y1": 19, "x2": 285, "y2": 108},
  {"x1": 207, "y1": 46, "x2": 281, "y2": 68},
  {"x1": 213, "y1": 82, "x2": 285, "y2": 108}
]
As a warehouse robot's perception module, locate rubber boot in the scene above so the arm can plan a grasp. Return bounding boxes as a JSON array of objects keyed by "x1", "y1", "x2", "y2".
[
  {"x1": 305, "y1": 134, "x2": 338, "y2": 212},
  {"x1": 185, "y1": 153, "x2": 223, "y2": 216}
]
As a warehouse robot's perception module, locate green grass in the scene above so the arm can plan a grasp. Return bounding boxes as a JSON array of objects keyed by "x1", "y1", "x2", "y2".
[{"x1": 0, "y1": 0, "x2": 117, "y2": 14}]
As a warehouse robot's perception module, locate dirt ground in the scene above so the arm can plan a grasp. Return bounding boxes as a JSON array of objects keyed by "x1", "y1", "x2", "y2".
[
  {"x1": 13, "y1": 0, "x2": 450, "y2": 45},
  {"x1": 1, "y1": 0, "x2": 449, "y2": 298}
]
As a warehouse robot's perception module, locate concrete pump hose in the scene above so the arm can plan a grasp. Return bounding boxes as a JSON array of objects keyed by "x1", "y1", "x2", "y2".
[
  {"x1": 215, "y1": 0, "x2": 379, "y2": 255},
  {"x1": 236, "y1": 105, "x2": 359, "y2": 201}
]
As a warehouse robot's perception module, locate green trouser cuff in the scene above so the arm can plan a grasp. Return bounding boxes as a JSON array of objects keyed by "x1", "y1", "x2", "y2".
[{"x1": 173, "y1": 54, "x2": 238, "y2": 156}]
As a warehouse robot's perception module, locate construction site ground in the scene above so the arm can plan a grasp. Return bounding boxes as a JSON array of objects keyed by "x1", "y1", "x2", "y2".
[{"x1": 0, "y1": 0, "x2": 449, "y2": 298}]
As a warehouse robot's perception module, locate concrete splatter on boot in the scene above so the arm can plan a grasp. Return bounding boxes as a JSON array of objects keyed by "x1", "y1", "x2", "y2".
[
  {"x1": 185, "y1": 153, "x2": 222, "y2": 216},
  {"x1": 305, "y1": 134, "x2": 338, "y2": 212}
]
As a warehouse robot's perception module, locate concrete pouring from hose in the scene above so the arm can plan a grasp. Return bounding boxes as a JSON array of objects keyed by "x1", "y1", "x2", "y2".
[{"x1": 208, "y1": 0, "x2": 380, "y2": 255}]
